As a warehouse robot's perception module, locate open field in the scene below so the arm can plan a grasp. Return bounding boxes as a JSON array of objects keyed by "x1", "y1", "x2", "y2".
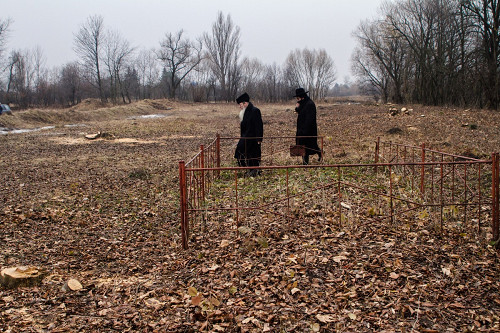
[{"x1": 1, "y1": 99, "x2": 499, "y2": 332}]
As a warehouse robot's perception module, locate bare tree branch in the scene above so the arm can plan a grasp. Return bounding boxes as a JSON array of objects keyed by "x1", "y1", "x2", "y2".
[{"x1": 73, "y1": 15, "x2": 106, "y2": 102}]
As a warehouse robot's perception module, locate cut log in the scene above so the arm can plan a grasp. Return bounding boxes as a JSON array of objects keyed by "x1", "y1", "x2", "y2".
[
  {"x1": 0, "y1": 266, "x2": 45, "y2": 288},
  {"x1": 85, "y1": 132, "x2": 114, "y2": 140},
  {"x1": 62, "y1": 278, "x2": 83, "y2": 292},
  {"x1": 85, "y1": 132, "x2": 101, "y2": 140}
]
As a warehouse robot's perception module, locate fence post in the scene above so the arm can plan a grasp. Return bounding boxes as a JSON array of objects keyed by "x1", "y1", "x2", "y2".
[
  {"x1": 216, "y1": 134, "x2": 221, "y2": 170},
  {"x1": 440, "y1": 161, "x2": 444, "y2": 233},
  {"x1": 420, "y1": 143, "x2": 426, "y2": 197},
  {"x1": 270, "y1": 137, "x2": 274, "y2": 165},
  {"x1": 200, "y1": 145, "x2": 205, "y2": 202},
  {"x1": 286, "y1": 168, "x2": 290, "y2": 224},
  {"x1": 179, "y1": 161, "x2": 189, "y2": 249},
  {"x1": 375, "y1": 137, "x2": 380, "y2": 174},
  {"x1": 389, "y1": 164, "x2": 394, "y2": 224},
  {"x1": 478, "y1": 163, "x2": 482, "y2": 234},
  {"x1": 463, "y1": 164, "x2": 468, "y2": 227},
  {"x1": 320, "y1": 136, "x2": 324, "y2": 163},
  {"x1": 492, "y1": 153, "x2": 499, "y2": 242},
  {"x1": 338, "y1": 166, "x2": 342, "y2": 226},
  {"x1": 235, "y1": 170, "x2": 240, "y2": 230}
]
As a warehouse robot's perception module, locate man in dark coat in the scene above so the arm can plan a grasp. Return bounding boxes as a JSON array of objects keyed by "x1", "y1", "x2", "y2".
[
  {"x1": 234, "y1": 92, "x2": 263, "y2": 176},
  {"x1": 294, "y1": 88, "x2": 321, "y2": 165}
]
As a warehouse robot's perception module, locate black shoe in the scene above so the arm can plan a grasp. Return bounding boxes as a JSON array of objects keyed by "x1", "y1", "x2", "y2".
[{"x1": 246, "y1": 169, "x2": 259, "y2": 177}]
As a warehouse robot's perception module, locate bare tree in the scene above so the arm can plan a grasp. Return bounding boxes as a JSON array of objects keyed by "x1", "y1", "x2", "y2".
[
  {"x1": 103, "y1": 29, "x2": 135, "y2": 103},
  {"x1": 73, "y1": 15, "x2": 106, "y2": 102},
  {"x1": 0, "y1": 18, "x2": 11, "y2": 102},
  {"x1": 5, "y1": 49, "x2": 35, "y2": 106},
  {"x1": 262, "y1": 63, "x2": 285, "y2": 102},
  {"x1": 284, "y1": 49, "x2": 306, "y2": 90},
  {"x1": 135, "y1": 48, "x2": 160, "y2": 99},
  {"x1": 4, "y1": 47, "x2": 48, "y2": 107},
  {"x1": 203, "y1": 12, "x2": 241, "y2": 101},
  {"x1": 6, "y1": 50, "x2": 24, "y2": 104},
  {"x1": 314, "y1": 49, "x2": 338, "y2": 99},
  {"x1": 158, "y1": 30, "x2": 203, "y2": 99},
  {"x1": 239, "y1": 57, "x2": 264, "y2": 98},
  {"x1": 284, "y1": 48, "x2": 337, "y2": 100},
  {"x1": 385, "y1": 0, "x2": 465, "y2": 105},
  {"x1": 30, "y1": 46, "x2": 47, "y2": 98},
  {"x1": 352, "y1": 18, "x2": 408, "y2": 103},
  {"x1": 185, "y1": 58, "x2": 218, "y2": 102},
  {"x1": 461, "y1": 0, "x2": 500, "y2": 109},
  {"x1": 60, "y1": 62, "x2": 82, "y2": 106},
  {"x1": 29, "y1": 46, "x2": 51, "y2": 106},
  {"x1": 0, "y1": 18, "x2": 12, "y2": 66},
  {"x1": 351, "y1": 0, "x2": 479, "y2": 106},
  {"x1": 351, "y1": 46, "x2": 390, "y2": 102}
]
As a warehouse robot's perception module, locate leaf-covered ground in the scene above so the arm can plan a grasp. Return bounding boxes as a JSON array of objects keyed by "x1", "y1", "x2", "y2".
[{"x1": 1, "y1": 99, "x2": 499, "y2": 332}]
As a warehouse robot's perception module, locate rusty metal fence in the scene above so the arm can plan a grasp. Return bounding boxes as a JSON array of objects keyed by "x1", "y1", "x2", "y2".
[
  {"x1": 375, "y1": 138, "x2": 499, "y2": 240},
  {"x1": 179, "y1": 135, "x2": 499, "y2": 249}
]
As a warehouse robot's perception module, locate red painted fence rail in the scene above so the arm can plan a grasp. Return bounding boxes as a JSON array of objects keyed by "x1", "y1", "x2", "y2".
[{"x1": 179, "y1": 135, "x2": 499, "y2": 249}]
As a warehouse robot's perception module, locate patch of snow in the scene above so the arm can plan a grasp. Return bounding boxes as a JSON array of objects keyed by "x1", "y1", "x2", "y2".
[{"x1": 0, "y1": 126, "x2": 55, "y2": 135}]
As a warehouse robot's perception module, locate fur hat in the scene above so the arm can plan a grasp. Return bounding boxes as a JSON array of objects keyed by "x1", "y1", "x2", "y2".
[{"x1": 236, "y1": 92, "x2": 250, "y2": 104}]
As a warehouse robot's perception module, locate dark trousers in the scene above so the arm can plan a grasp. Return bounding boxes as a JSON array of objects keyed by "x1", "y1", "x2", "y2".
[{"x1": 235, "y1": 140, "x2": 261, "y2": 174}]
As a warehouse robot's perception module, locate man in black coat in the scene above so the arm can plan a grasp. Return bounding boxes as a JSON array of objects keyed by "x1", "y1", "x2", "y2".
[
  {"x1": 234, "y1": 92, "x2": 263, "y2": 176},
  {"x1": 294, "y1": 88, "x2": 321, "y2": 165}
]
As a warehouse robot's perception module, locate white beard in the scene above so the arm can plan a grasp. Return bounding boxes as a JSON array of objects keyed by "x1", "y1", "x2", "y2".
[{"x1": 239, "y1": 107, "x2": 247, "y2": 122}]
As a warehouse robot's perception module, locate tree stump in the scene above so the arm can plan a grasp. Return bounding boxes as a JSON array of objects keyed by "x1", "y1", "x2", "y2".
[{"x1": 0, "y1": 266, "x2": 45, "y2": 288}]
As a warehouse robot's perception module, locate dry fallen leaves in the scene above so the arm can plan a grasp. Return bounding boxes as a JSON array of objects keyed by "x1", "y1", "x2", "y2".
[
  {"x1": 191, "y1": 295, "x2": 202, "y2": 306},
  {"x1": 333, "y1": 255, "x2": 348, "y2": 263},
  {"x1": 316, "y1": 314, "x2": 335, "y2": 323},
  {"x1": 67, "y1": 279, "x2": 83, "y2": 291},
  {"x1": 1, "y1": 101, "x2": 500, "y2": 332}
]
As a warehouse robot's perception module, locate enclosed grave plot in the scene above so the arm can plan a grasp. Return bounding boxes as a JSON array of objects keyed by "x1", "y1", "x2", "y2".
[
  {"x1": 191, "y1": 167, "x2": 341, "y2": 241},
  {"x1": 179, "y1": 135, "x2": 499, "y2": 249},
  {"x1": 182, "y1": 156, "x2": 497, "y2": 250}
]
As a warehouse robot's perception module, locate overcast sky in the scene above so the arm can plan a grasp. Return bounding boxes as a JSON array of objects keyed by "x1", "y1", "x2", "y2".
[{"x1": 4, "y1": 0, "x2": 385, "y2": 83}]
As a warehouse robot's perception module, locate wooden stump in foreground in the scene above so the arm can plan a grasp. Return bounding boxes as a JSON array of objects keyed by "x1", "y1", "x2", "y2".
[{"x1": 0, "y1": 266, "x2": 45, "y2": 288}]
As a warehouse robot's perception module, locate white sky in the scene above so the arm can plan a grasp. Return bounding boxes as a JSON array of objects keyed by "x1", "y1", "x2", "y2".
[{"x1": 3, "y1": 0, "x2": 385, "y2": 83}]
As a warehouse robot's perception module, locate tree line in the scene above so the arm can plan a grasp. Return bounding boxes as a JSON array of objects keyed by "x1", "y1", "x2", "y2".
[
  {"x1": 0, "y1": 12, "x2": 337, "y2": 109},
  {"x1": 352, "y1": 0, "x2": 500, "y2": 109}
]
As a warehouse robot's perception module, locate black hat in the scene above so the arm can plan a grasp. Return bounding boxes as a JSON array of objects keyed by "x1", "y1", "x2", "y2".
[
  {"x1": 236, "y1": 93, "x2": 250, "y2": 104},
  {"x1": 293, "y1": 88, "x2": 309, "y2": 97}
]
